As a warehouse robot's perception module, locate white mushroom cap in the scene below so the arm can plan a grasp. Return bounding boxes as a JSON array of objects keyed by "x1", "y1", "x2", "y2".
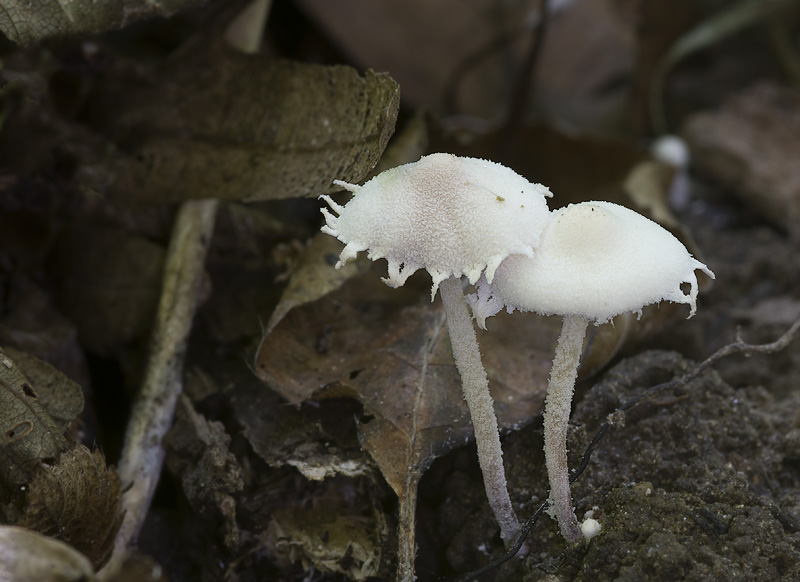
[
  {"x1": 469, "y1": 201, "x2": 714, "y2": 327},
  {"x1": 320, "y1": 153, "x2": 552, "y2": 298}
]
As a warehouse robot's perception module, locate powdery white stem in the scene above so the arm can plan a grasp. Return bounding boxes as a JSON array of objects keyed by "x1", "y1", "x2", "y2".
[
  {"x1": 439, "y1": 277, "x2": 520, "y2": 546},
  {"x1": 544, "y1": 314, "x2": 588, "y2": 543}
]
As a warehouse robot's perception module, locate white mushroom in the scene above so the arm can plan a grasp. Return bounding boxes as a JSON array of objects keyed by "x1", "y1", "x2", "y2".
[
  {"x1": 320, "y1": 153, "x2": 552, "y2": 545},
  {"x1": 470, "y1": 201, "x2": 714, "y2": 542}
]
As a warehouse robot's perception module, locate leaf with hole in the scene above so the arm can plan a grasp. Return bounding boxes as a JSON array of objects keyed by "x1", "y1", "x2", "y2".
[{"x1": 0, "y1": 348, "x2": 68, "y2": 501}]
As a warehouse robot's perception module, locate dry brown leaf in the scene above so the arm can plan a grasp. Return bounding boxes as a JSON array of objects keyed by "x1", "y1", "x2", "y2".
[
  {"x1": 0, "y1": 525, "x2": 95, "y2": 582},
  {"x1": 682, "y1": 82, "x2": 800, "y2": 240},
  {"x1": 261, "y1": 233, "x2": 370, "y2": 337},
  {"x1": 733, "y1": 296, "x2": 800, "y2": 327},
  {"x1": 255, "y1": 270, "x2": 555, "y2": 498},
  {"x1": 533, "y1": 0, "x2": 636, "y2": 135},
  {"x1": 17, "y1": 444, "x2": 124, "y2": 569},
  {"x1": 97, "y1": 48, "x2": 399, "y2": 203},
  {"x1": 0, "y1": 0, "x2": 205, "y2": 45},
  {"x1": 0, "y1": 347, "x2": 69, "y2": 500}
]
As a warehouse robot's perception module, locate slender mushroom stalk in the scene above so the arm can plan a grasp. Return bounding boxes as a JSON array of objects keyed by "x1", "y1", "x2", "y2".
[
  {"x1": 470, "y1": 201, "x2": 714, "y2": 542},
  {"x1": 320, "y1": 153, "x2": 552, "y2": 545},
  {"x1": 438, "y1": 277, "x2": 518, "y2": 543},
  {"x1": 543, "y1": 314, "x2": 588, "y2": 541}
]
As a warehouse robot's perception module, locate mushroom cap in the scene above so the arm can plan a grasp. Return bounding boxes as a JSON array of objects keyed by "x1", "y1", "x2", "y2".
[
  {"x1": 469, "y1": 201, "x2": 714, "y2": 327},
  {"x1": 320, "y1": 153, "x2": 552, "y2": 298}
]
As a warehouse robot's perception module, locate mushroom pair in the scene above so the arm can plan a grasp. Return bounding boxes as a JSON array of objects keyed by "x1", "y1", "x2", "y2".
[{"x1": 321, "y1": 154, "x2": 713, "y2": 545}]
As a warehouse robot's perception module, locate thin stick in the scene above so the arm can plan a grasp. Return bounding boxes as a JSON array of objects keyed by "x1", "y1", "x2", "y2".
[{"x1": 109, "y1": 199, "x2": 219, "y2": 565}]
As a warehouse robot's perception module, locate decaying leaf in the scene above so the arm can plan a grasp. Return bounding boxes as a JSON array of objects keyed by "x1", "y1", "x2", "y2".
[
  {"x1": 0, "y1": 0, "x2": 205, "y2": 46},
  {"x1": 17, "y1": 444, "x2": 124, "y2": 569},
  {"x1": 0, "y1": 525, "x2": 95, "y2": 582},
  {"x1": 96, "y1": 48, "x2": 400, "y2": 203},
  {"x1": 229, "y1": 373, "x2": 370, "y2": 482},
  {"x1": 3, "y1": 348, "x2": 84, "y2": 434},
  {"x1": 261, "y1": 232, "x2": 371, "y2": 338},
  {"x1": 682, "y1": 82, "x2": 800, "y2": 240},
  {"x1": 264, "y1": 502, "x2": 385, "y2": 582},
  {"x1": 255, "y1": 270, "x2": 555, "y2": 499},
  {"x1": 0, "y1": 347, "x2": 69, "y2": 500},
  {"x1": 164, "y1": 394, "x2": 243, "y2": 549}
]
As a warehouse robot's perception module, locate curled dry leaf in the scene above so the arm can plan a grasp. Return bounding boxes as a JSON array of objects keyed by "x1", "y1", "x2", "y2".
[
  {"x1": 97, "y1": 48, "x2": 399, "y2": 203},
  {"x1": 0, "y1": 347, "x2": 69, "y2": 501},
  {"x1": 0, "y1": 525, "x2": 95, "y2": 582},
  {"x1": 623, "y1": 160, "x2": 681, "y2": 230},
  {"x1": 17, "y1": 444, "x2": 124, "y2": 569},
  {"x1": 0, "y1": 0, "x2": 205, "y2": 46}
]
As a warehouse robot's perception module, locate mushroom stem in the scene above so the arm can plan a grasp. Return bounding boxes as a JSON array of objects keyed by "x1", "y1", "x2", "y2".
[
  {"x1": 439, "y1": 277, "x2": 520, "y2": 546},
  {"x1": 543, "y1": 314, "x2": 589, "y2": 543}
]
